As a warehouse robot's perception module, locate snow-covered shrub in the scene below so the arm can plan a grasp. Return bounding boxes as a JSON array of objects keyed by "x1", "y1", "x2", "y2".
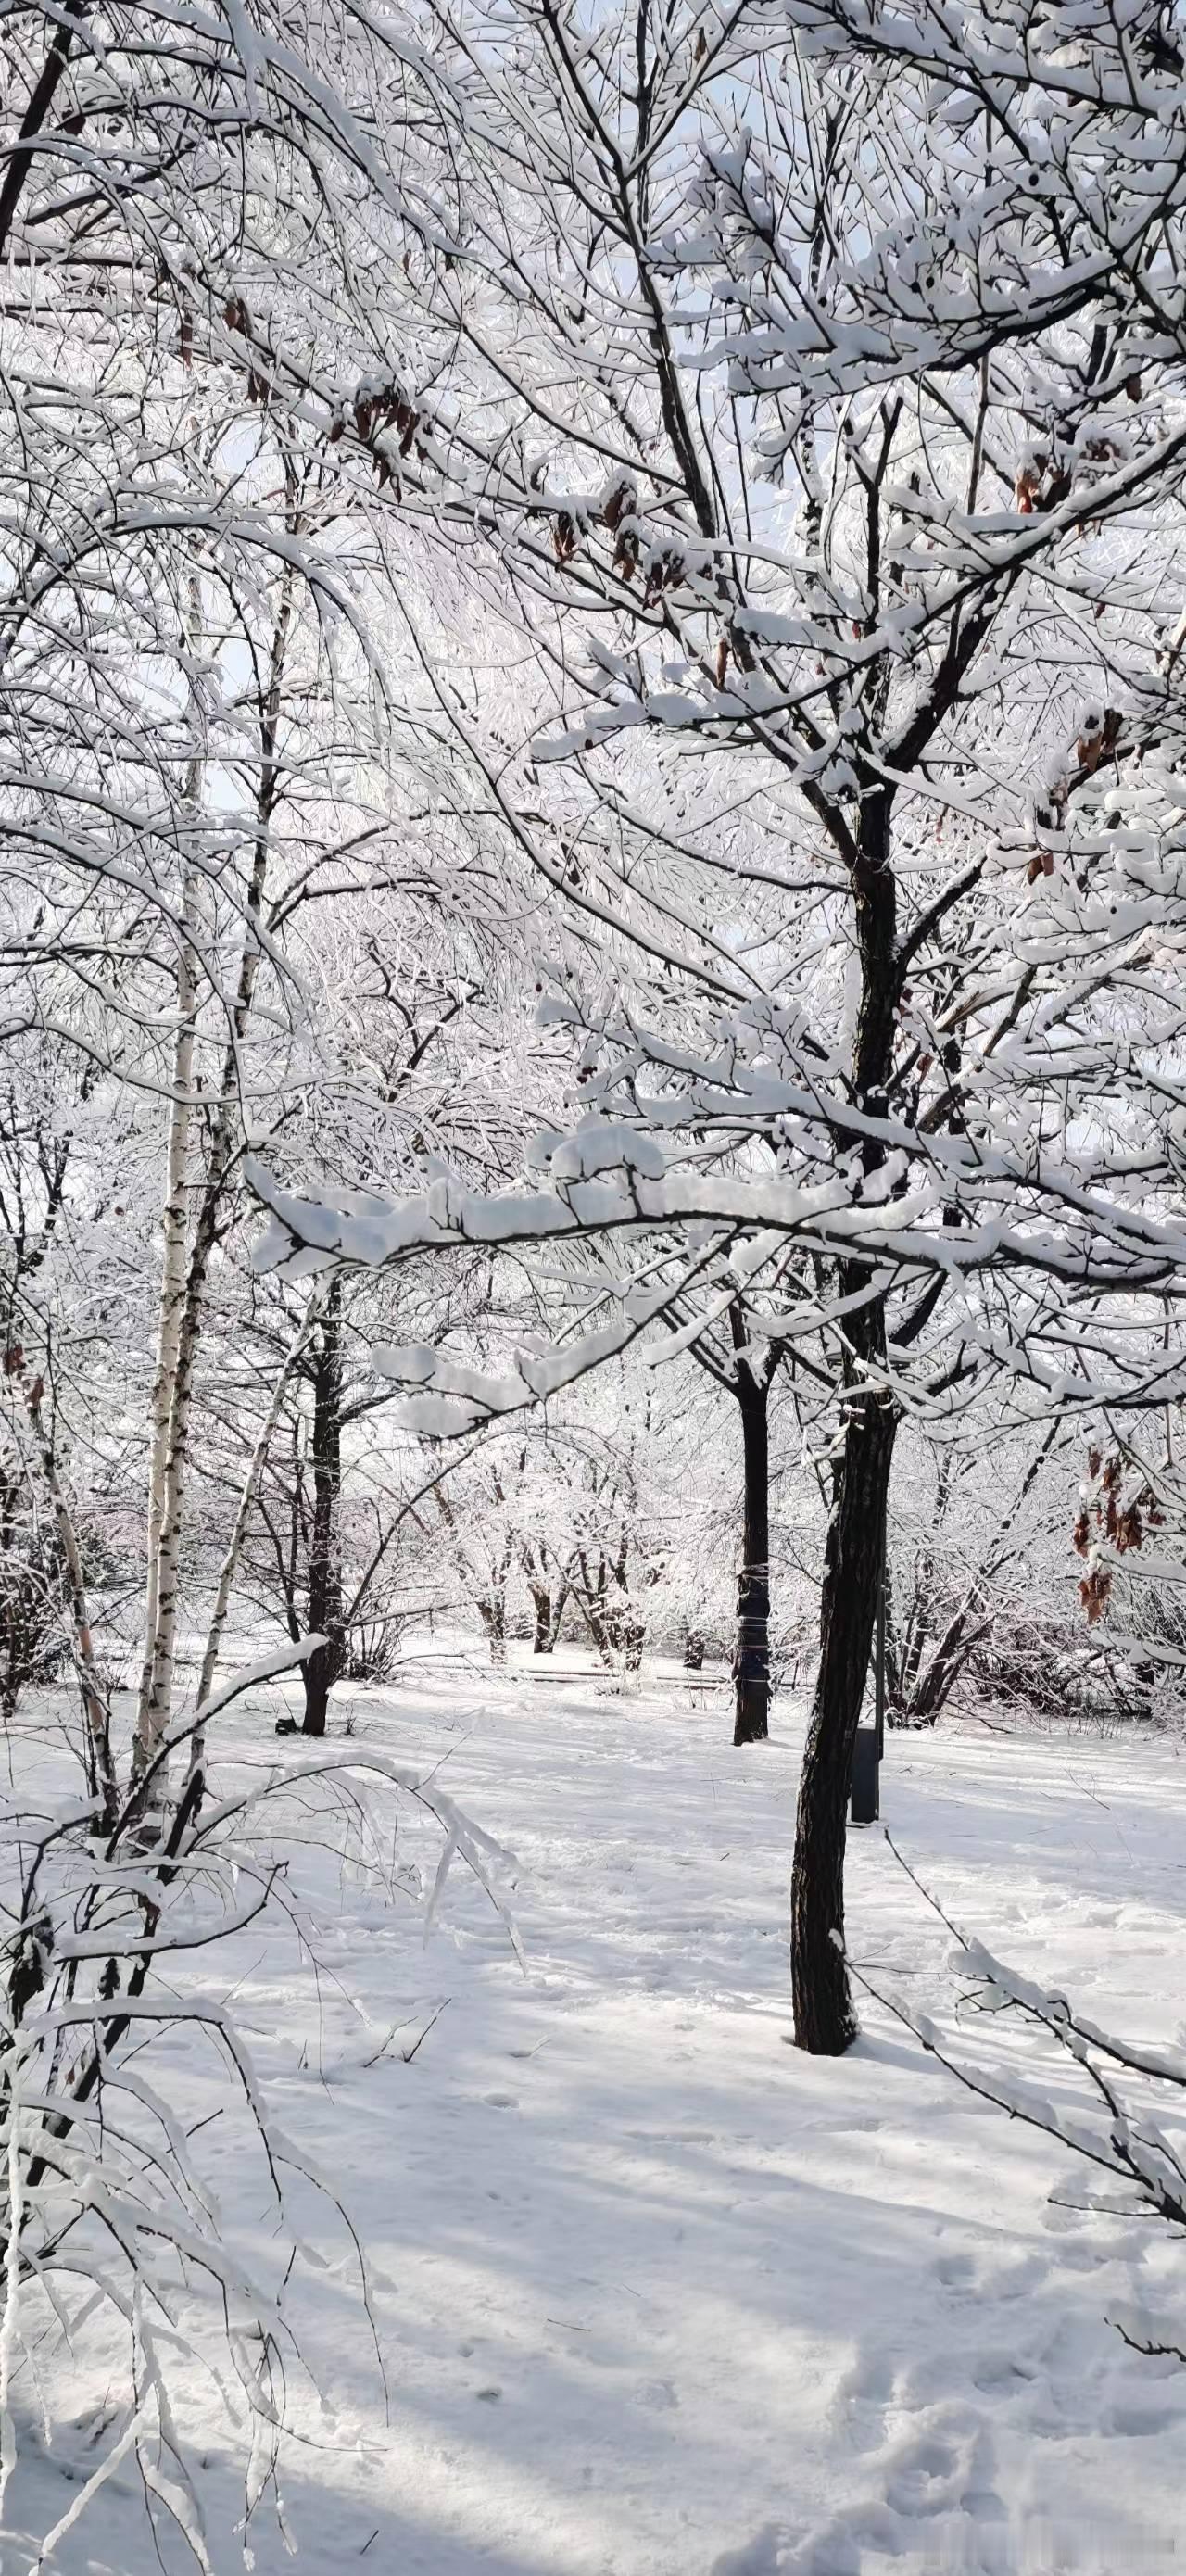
[{"x1": 0, "y1": 1646, "x2": 512, "y2": 2567}]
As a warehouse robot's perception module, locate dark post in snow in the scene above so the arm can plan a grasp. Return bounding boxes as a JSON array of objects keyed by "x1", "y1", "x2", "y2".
[
  {"x1": 301, "y1": 1277, "x2": 346, "y2": 1735},
  {"x1": 850, "y1": 1515, "x2": 887, "y2": 1825},
  {"x1": 681, "y1": 1300, "x2": 785, "y2": 1744},
  {"x1": 730, "y1": 1303, "x2": 776, "y2": 1745}
]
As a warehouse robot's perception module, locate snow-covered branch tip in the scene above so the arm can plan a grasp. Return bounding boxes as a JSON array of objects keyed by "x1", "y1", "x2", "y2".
[{"x1": 841, "y1": 1840, "x2": 1186, "y2": 2291}]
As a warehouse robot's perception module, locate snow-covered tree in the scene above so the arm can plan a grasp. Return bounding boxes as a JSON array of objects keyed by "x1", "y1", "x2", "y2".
[{"x1": 250, "y1": 0, "x2": 1186, "y2": 2052}]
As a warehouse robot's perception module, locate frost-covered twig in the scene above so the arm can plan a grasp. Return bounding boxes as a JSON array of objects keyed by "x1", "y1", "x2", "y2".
[
  {"x1": 0, "y1": 1637, "x2": 518, "y2": 2564},
  {"x1": 843, "y1": 1838, "x2": 1186, "y2": 2286}
]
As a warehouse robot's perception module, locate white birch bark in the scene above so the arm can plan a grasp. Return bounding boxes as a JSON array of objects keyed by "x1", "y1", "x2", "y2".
[
  {"x1": 136, "y1": 537, "x2": 296, "y2": 1777},
  {"x1": 23, "y1": 1381, "x2": 117, "y2": 1824},
  {"x1": 132, "y1": 852, "x2": 198, "y2": 1770}
]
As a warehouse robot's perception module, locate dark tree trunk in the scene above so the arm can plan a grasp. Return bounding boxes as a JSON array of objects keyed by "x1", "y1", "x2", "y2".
[
  {"x1": 733, "y1": 1365, "x2": 771, "y2": 1744},
  {"x1": 302, "y1": 1280, "x2": 345, "y2": 1736},
  {"x1": 684, "y1": 1629, "x2": 705, "y2": 1672},
  {"x1": 574, "y1": 1553, "x2": 615, "y2": 1666},
  {"x1": 910, "y1": 1641, "x2": 973, "y2": 1726},
  {"x1": 301, "y1": 1644, "x2": 334, "y2": 1736},
  {"x1": 907, "y1": 1605, "x2": 983, "y2": 1725},
  {"x1": 792, "y1": 784, "x2": 899, "y2": 2053},
  {"x1": 791, "y1": 1357, "x2": 897, "y2": 2051},
  {"x1": 529, "y1": 1585, "x2": 553, "y2": 1653},
  {"x1": 479, "y1": 1597, "x2": 509, "y2": 1666}
]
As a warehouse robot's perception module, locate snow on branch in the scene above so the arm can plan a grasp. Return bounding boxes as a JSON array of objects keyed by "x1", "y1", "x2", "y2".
[
  {"x1": 846, "y1": 1838, "x2": 1186, "y2": 2320},
  {"x1": 0, "y1": 1638, "x2": 518, "y2": 2562}
]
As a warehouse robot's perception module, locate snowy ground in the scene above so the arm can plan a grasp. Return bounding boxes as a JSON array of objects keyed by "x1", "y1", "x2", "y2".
[{"x1": 7, "y1": 1658, "x2": 1186, "y2": 2576}]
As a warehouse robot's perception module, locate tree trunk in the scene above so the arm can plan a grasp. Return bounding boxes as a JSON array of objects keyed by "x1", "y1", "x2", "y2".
[
  {"x1": 136, "y1": 551, "x2": 296, "y2": 1779},
  {"x1": 574, "y1": 1552, "x2": 615, "y2": 1666},
  {"x1": 302, "y1": 1280, "x2": 344, "y2": 1736},
  {"x1": 529, "y1": 1585, "x2": 553, "y2": 1653},
  {"x1": 133, "y1": 856, "x2": 197, "y2": 1774},
  {"x1": 479, "y1": 1598, "x2": 509, "y2": 1666},
  {"x1": 791, "y1": 1368, "x2": 896, "y2": 2052},
  {"x1": 25, "y1": 1379, "x2": 117, "y2": 1828},
  {"x1": 910, "y1": 1631, "x2": 985, "y2": 1726},
  {"x1": 301, "y1": 1646, "x2": 334, "y2": 1736},
  {"x1": 684, "y1": 1629, "x2": 705, "y2": 1672},
  {"x1": 733, "y1": 1367, "x2": 771, "y2": 1745},
  {"x1": 792, "y1": 782, "x2": 899, "y2": 2053}
]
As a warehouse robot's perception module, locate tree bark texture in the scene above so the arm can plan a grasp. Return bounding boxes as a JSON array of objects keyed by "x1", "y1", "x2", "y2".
[
  {"x1": 791, "y1": 1358, "x2": 896, "y2": 2051},
  {"x1": 792, "y1": 784, "x2": 898, "y2": 2053},
  {"x1": 529, "y1": 1585, "x2": 553, "y2": 1653},
  {"x1": 26, "y1": 1381, "x2": 116, "y2": 1827},
  {"x1": 136, "y1": 552, "x2": 296, "y2": 1774},
  {"x1": 479, "y1": 1596, "x2": 509, "y2": 1667},
  {"x1": 133, "y1": 856, "x2": 197, "y2": 1780}
]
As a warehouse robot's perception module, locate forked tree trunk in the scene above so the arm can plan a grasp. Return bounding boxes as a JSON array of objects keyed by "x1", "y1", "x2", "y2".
[
  {"x1": 302, "y1": 1280, "x2": 344, "y2": 1735},
  {"x1": 891, "y1": 1419, "x2": 1060, "y2": 1730},
  {"x1": 528, "y1": 1584, "x2": 553, "y2": 1652},
  {"x1": 733, "y1": 1364, "x2": 771, "y2": 1745},
  {"x1": 909, "y1": 1632, "x2": 983, "y2": 1726}
]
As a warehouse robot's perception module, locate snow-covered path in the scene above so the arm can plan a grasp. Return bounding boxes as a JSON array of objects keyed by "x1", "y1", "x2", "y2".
[{"x1": 11, "y1": 1671, "x2": 1186, "y2": 2574}]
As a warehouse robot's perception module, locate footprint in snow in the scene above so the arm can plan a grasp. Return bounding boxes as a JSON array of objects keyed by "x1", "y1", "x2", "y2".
[
  {"x1": 1102, "y1": 2394, "x2": 1182, "y2": 2438},
  {"x1": 634, "y1": 2379, "x2": 678, "y2": 2412},
  {"x1": 830, "y1": 2344, "x2": 896, "y2": 2452},
  {"x1": 933, "y1": 2245, "x2": 1047, "y2": 2303},
  {"x1": 970, "y1": 2347, "x2": 1042, "y2": 2396},
  {"x1": 710, "y1": 2523, "x2": 801, "y2": 2575},
  {"x1": 883, "y1": 2429, "x2": 966, "y2": 2518},
  {"x1": 933, "y1": 2248, "x2": 977, "y2": 2289},
  {"x1": 767, "y1": 2410, "x2": 1010, "y2": 2576}
]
